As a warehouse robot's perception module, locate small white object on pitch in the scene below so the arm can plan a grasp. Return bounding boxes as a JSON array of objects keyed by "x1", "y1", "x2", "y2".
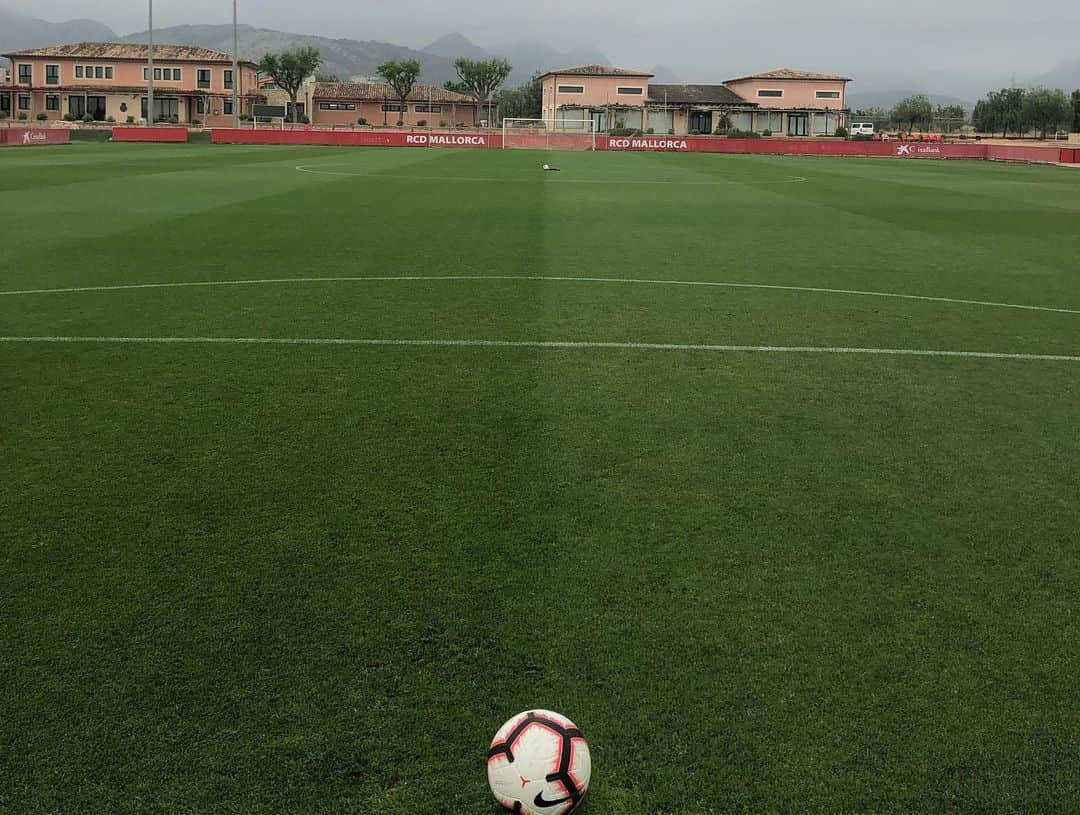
[
  {"x1": 543, "y1": 164, "x2": 550, "y2": 170},
  {"x1": 487, "y1": 709, "x2": 591, "y2": 814}
]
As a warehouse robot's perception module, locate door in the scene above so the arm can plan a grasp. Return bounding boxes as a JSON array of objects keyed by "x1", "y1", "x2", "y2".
[
  {"x1": 689, "y1": 111, "x2": 712, "y2": 134},
  {"x1": 787, "y1": 113, "x2": 808, "y2": 136},
  {"x1": 591, "y1": 111, "x2": 604, "y2": 133}
]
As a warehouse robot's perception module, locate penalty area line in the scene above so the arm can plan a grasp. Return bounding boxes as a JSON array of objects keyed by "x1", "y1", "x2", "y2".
[
  {"x1": 0, "y1": 275, "x2": 1076, "y2": 316},
  {"x1": 1, "y1": 336, "x2": 1078, "y2": 363}
]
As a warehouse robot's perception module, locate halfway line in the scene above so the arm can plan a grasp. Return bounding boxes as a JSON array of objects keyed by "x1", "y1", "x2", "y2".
[{"x1": 2, "y1": 336, "x2": 1078, "y2": 362}]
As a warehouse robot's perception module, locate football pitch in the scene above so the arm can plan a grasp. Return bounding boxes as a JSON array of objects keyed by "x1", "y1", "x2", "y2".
[{"x1": 2, "y1": 142, "x2": 1078, "y2": 813}]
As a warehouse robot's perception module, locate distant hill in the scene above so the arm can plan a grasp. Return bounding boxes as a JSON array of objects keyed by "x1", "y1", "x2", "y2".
[
  {"x1": 421, "y1": 32, "x2": 611, "y2": 86},
  {"x1": 649, "y1": 64, "x2": 683, "y2": 84},
  {"x1": 0, "y1": 9, "x2": 117, "y2": 61},
  {"x1": 422, "y1": 32, "x2": 491, "y2": 62},
  {"x1": 1028, "y1": 60, "x2": 1080, "y2": 91},
  {"x1": 119, "y1": 24, "x2": 460, "y2": 85},
  {"x1": 847, "y1": 89, "x2": 973, "y2": 113}
]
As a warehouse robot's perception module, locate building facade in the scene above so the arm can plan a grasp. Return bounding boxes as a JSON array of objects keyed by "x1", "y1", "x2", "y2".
[
  {"x1": 539, "y1": 65, "x2": 851, "y2": 136},
  {"x1": 309, "y1": 81, "x2": 479, "y2": 127},
  {"x1": 1, "y1": 43, "x2": 260, "y2": 125}
]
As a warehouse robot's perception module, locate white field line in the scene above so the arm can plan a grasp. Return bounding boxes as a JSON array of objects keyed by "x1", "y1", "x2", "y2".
[
  {"x1": 2, "y1": 335, "x2": 1078, "y2": 362},
  {"x1": 294, "y1": 165, "x2": 809, "y2": 185},
  {"x1": 0, "y1": 274, "x2": 1077, "y2": 316}
]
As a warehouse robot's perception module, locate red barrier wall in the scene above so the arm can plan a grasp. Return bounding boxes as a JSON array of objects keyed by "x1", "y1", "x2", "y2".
[
  {"x1": 111, "y1": 127, "x2": 189, "y2": 142},
  {"x1": 984, "y1": 144, "x2": 1066, "y2": 164},
  {"x1": 211, "y1": 128, "x2": 501, "y2": 148},
  {"x1": 206, "y1": 127, "x2": 1080, "y2": 164},
  {"x1": 0, "y1": 127, "x2": 71, "y2": 146}
]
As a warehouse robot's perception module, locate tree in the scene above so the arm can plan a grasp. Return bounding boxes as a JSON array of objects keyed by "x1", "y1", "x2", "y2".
[
  {"x1": 314, "y1": 73, "x2": 340, "y2": 83},
  {"x1": 933, "y1": 104, "x2": 966, "y2": 133},
  {"x1": 494, "y1": 74, "x2": 543, "y2": 121},
  {"x1": 891, "y1": 94, "x2": 933, "y2": 134},
  {"x1": 259, "y1": 47, "x2": 322, "y2": 122},
  {"x1": 443, "y1": 79, "x2": 469, "y2": 95},
  {"x1": 1022, "y1": 87, "x2": 1072, "y2": 138},
  {"x1": 452, "y1": 57, "x2": 512, "y2": 126},
  {"x1": 1073, "y1": 90, "x2": 1080, "y2": 132},
  {"x1": 376, "y1": 59, "x2": 422, "y2": 124}
]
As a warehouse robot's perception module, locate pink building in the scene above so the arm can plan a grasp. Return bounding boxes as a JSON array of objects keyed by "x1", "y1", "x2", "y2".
[
  {"x1": 310, "y1": 82, "x2": 479, "y2": 128},
  {"x1": 1, "y1": 43, "x2": 261, "y2": 125},
  {"x1": 539, "y1": 65, "x2": 851, "y2": 136}
]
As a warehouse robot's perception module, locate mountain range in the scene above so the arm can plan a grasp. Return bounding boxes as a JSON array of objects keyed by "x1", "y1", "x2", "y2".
[{"x1": 1, "y1": 9, "x2": 1076, "y2": 98}]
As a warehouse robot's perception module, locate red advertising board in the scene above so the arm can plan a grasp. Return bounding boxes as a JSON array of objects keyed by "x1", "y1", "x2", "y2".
[
  {"x1": 212, "y1": 129, "x2": 501, "y2": 148},
  {"x1": 0, "y1": 128, "x2": 71, "y2": 146},
  {"x1": 111, "y1": 127, "x2": 189, "y2": 143},
  {"x1": 206, "y1": 127, "x2": 1080, "y2": 164}
]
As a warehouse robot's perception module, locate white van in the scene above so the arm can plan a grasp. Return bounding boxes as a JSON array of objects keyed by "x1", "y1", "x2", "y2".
[{"x1": 850, "y1": 122, "x2": 875, "y2": 136}]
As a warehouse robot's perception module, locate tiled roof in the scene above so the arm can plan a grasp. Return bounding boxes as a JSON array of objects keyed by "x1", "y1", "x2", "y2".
[
  {"x1": 2, "y1": 42, "x2": 255, "y2": 65},
  {"x1": 725, "y1": 68, "x2": 852, "y2": 83},
  {"x1": 649, "y1": 84, "x2": 751, "y2": 106},
  {"x1": 313, "y1": 81, "x2": 475, "y2": 104},
  {"x1": 539, "y1": 64, "x2": 653, "y2": 79}
]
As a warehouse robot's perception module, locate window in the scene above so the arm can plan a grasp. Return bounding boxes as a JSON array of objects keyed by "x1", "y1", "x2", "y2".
[
  {"x1": 557, "y1": 85, "x2": 584, "y2": 94},
  {"x1": 141, "y1": 97, "x2": 179, "y2": 120},
  {"x1": 196, "y1": 97, "x2": 205, "y2": 114},
  {"x1": 46, "y1": 65, "x2": 60, "y2": 85},
  {"x1": 171, "y1": 68, "x2": 181, "y2": 81},
  {"x1": 0, "y1": 95, "x2": 9, "y2": 113},
  {"x1": 414, "y1": 104, "x2": 441, "y2": 113},
  {"x1": 224, "y1": 70, "x2": 234, "y2": 90},
  {"x1": 223, "y1": 98, "x2": 234, "y2": 115},
  {"x1": 319, "y1": 102, "x2": 356, "y2": 110},
  {"x1": 69, "y1": 96, "x2": 85, "y2": 117},
  {"x1": 381, "y1": 103, "x2": 406, "y2": 111},
  {"x1": 105, "y1": 67, "x2": 113, "y2": 79},
  {"x1": 18, "y1": 94, "x2": 31, "y2": 110},
  {"x1": 815, "y1": 90, "x2": 841, "y2": 99},
  {"x1": 757, "y1": 89, "x2": 784, "y2": 98},
  {"x1": 197, "y1": 69, "x2": 211, "y2": 89},
  {"x1": 76, "y1": 66, "x2": 84, "y2": 78},
  {"x1": 18, "y1": 64, "x2": 32, "y2": 83},
  {"x1": 94, "y1": 66, "x2": 104, "y2": 79},
  {"x1": 617, "y1": 86, "x2": 643, "y2": 95},
  {"x1": 45, "y1": 94, "x2": 59, "y2": 111},
  {"x1": 155, "y1": 68, "x2": 162, "y2": 80}
]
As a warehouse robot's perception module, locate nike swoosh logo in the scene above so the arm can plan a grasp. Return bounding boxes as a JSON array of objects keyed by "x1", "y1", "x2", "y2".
[{"x1": 533, "y1": 791, "x2": 572, "y2": 808}]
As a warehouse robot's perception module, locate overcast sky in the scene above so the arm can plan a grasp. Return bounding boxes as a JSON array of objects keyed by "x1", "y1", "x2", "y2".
[{"x1": 10, "y1": 0, "x2": 1080, "y2": 96}]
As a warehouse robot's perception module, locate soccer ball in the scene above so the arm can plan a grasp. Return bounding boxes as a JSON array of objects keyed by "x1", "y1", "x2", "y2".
[
  {"x1": 487, "y1": 709, "x2": 591, "y2": 814},
  {"x1": 543, "y1": 164, "x2": 550, "y2": 170}
]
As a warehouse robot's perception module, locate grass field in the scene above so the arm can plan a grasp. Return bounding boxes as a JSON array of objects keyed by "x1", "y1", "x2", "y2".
[{"x1": 2, "y1": 142, "x2": 1079, "y2": 814}]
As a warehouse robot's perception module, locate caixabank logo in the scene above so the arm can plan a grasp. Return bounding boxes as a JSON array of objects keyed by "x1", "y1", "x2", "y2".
[
  {"x1": 897, "y1": 143, "x2": 942, "y2": 156},
  {"x1": 23, "y1": 130, "x2": 48, "y2": 144}
]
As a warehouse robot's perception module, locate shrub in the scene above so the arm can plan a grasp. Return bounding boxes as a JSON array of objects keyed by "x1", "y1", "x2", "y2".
[
  {"x1": 18, "y1": 112, "x2": 28, "y2": 120},
  {"x1": 609, "y1": 127, "x2": 637, "y2": 136},
  {"x1": 82, "y1": 113, "x2": 94, "y2": 123},
  {"x1": 170, "y1": 115, "x2": 179, "y2": 124},
  {"x1": 688, "y1": 128, "x2": 701, "y2": 136},
  {"x1": 106, "y1": 116, "x2": 116, "y2": 123},
  {"x1": 834, "y1": 126, "x2": 849, "y2": 138},
  {"x1": 851, "y1": 133, "x2": 874, "y2": 141},
  {"x1": 438, "y1": 119, "x2": 447, "y2": 127},
  {"x1": 36, "y1": 112, "x2": 48, "y2": 121},
  {"x1": 762, "y1": 129, "x2": 772, "y2": 136},
  {"x1": 0, "y1": 112, "x2": 7, "y2": 121},
  {"x1": 357, "y1": 117, "x2": 368, "y2": 125},
  {"x1": 646, "y1": 127, "x2": 654, "y2": 134},
  {"x1": 63, "y1": 113, "x2": 76, "y2": 122},
  {"x1": 396, "y1": 119, "x2": 404, "y2": 127},
  {"x1": 667, "y1": 128, "x2": 674, "y2": 135},
  {"x1": 239, "y1": 114, "x2": 251, "y2": 121},
  {"x1": 190, "y1": 117, "x2": 201, "y2": 126},
  {"x1": 456, "y1": 122, "x2": 467, "y2": 129},
  {"x1": 725, "y1": 128, "x2": 761, "y2": 139},
  {"x1": 126, "y1": 116, "x2": 135, "y2": 124},
  {"x1": 417, "y1": 119, "x2": 428, "y2": 127}
]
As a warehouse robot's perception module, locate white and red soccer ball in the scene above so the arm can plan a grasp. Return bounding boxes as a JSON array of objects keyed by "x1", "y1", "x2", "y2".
[{"x1": 487, "y1": 709, "x2": 591, "y2": 814}]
